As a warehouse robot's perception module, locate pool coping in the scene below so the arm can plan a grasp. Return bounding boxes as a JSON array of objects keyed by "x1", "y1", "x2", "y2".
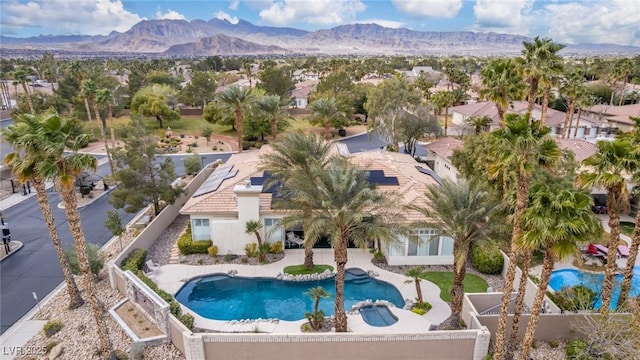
[{"x1": 152, "y1": 248, "x2": 451, "y2": 333}]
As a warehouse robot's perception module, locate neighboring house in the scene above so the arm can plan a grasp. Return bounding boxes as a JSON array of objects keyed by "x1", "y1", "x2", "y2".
[
  {"x1": 423, "y1": 137, "x2": 463, "y2": 182},
  {"x1": 450, "y1": 101, "x2": 609, "y2": 140},
  {"x1": 422, "y1": 137, "x2": 596, "y2": 183},
  {"x1": 291, "y1": 80, "x2": 317, "y2": 109},
  {"x1": 292, "y1": 69, "x2": 319, "y2": 82},
  {"x1": 180, "y1": 147, "x2": 454, "y2": 266},
  {"x1": 583, "y1": 103, "x2": 640, "y2": 132}
]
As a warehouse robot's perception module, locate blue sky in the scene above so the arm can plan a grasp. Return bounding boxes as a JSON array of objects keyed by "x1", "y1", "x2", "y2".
[{"x1": 2, "y1": 0, "x2": 639, "y2": 46}]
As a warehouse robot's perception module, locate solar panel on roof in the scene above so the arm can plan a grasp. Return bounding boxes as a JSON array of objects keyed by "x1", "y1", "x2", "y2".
[
  {"x1": 415, "y1": 165, "x2": 442, "y2": 185},
  {"x1": 368, "y1": 170, "x2": 385, "y2": 178},
  {"x1": 192, "y1": 164, "x2": 237, "y2": 197}
]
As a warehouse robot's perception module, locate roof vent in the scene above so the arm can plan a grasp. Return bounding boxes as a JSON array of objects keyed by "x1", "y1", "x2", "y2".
[{"x1": 244, "y1": 179, "x2": 252, "y2": 188}]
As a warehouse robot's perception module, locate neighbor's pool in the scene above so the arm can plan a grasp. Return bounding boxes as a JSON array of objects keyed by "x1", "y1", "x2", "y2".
[
  {"x1": 549, "y1": 266, "x2": 640, "y2": 310},
  {"x1": 175, "y1": 268, "x2": 405, "y2": 321}
]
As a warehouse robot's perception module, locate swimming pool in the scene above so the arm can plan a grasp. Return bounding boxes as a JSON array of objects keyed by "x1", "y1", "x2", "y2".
[
  {"x1": 175, "y1": 268, "x2": 405, "y2": 321},
  {"x1": 359, "y1": 305, "x2": 398, "y2": 327},
  {"x1": 548, "y1": 266, "x2": 640, "y2": 309}
]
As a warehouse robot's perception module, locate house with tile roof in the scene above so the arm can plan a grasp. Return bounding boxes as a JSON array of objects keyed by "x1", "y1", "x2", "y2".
[
  {"x1": 180, "y1": 147, "x2": 455, "y2": 266},
  {"x1": 450, "y1": 101, "x2": 609, "y2": 140},
  {"x1": 583, "y1": 103, "x2": 640, "y2": 132},
  {"x1": 291, "y1": 80, "x2": 317, "y2": 109},
  {"x1": 423, "y1": 137, "x2": 463, "y2": 181}
]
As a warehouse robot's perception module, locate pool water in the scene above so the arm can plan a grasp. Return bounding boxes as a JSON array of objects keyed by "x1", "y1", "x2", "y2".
[
  {"x1": 548, "y1": 266, "x2": 640, "y2": 309},
  {"x1": 175, "y1": 269, "x2": 405, "y2": 321},
  {"x1": 359, "y1": 305, "x2": 398, "y2": 327}
]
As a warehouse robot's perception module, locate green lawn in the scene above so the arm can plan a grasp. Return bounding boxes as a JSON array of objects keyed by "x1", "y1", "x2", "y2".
[
  {"x1": 421, "y1": 272, "x2": 489, "y2": 303},
  {"x1": 620, "y1": 222, "x2": 635, "y2": 237},
  {"x1": 284, "y1": 264, "x2": 334, "y2": 275}
]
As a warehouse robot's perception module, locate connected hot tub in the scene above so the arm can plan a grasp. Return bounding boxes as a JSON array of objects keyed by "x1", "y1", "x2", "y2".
[{"x1": 359, "y1": 305, "x2": 398, "y2": 327}]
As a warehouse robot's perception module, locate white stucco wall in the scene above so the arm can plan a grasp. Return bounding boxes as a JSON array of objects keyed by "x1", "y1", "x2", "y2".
[{"x1": 431, "y1": 154, "x2": 459, "y2": 182}]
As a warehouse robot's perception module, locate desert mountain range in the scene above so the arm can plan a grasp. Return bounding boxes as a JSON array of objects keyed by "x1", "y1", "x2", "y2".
[{"x1": 2, "y1": 18, "x2": 639, "y2": 56}]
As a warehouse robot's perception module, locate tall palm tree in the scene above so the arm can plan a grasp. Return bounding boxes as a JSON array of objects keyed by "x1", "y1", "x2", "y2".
[
  {"x1": 578, "y1": 139, "x2": 638, "y2": 311},
  {"x1": 10, "y1": 66, "x2": 35, "y2": 114},
  {"x1": 431, "y1": 91, "x2": 455, "y2": 136},
  {"x1": 34, "y1": 111, "x2": 113, "y2": 357},
  {"x1": 256, "y1": 95, "x2": 290, "y2": 140},
  {"x1": 421, "y1": 179, "x2": 499, "y2": 328},
  {"x1": 96, "y1": 88, "x2": 117, "y2": 144},
  {"x1": 518, "y1": 186, "x2": 602, "y2": 359},
  {"x1": 560, "y1": 69, "x2": 586, "y2": 139},
  {"x1": 83, "y1": 83, "x2": 116, "y2": 176},
  {"x1": 618, "y1": 120, "x2": 640, "y2": 308},
  {"x1": 479, "y1": 59, "x2": 525, "y2": 127},
  {"x1": 404, "y1": 267, "x2": 428, "y2": 305},
  {"x1": 2, "y1": 112, "x2": 84, "y2": 310},
  {"x1": 489, "y1": 113, "x2": 561, "y2": 360},
  {"x1": 573, "y1": 90, "x2": 594, "y2": 139},
  {"x1": 615, "y1": 58, "x2": 633, "y2": 106},
  {"x1": 287, "y1": 156, "x2": 409, "y2": 332},
  {"x1": 538, "y1": 56, "x2": 564, "y2": 126},
  {"x1": 68, "y1": 61, "x2": 95, "y2": 132},
  {"x1": 258, "y1": 131, "x2": 332, "y2": 268},
  {"x1": 217, "y1": 85, "x2": 255, "y2": 153},
  {"x1": 309, "y1": 97, "x2": 343, "y2": 141},
  {"x1": 519, "y1": 37, "x2": 566, "y2": 113}
]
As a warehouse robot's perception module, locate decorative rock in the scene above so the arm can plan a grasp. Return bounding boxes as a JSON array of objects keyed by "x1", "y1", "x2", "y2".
[{"x1": 49, "y1": 344, "x2": 64, "y2": 360}]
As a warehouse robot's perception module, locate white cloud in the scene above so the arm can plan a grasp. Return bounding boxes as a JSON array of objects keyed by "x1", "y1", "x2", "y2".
[
  {"x1": 391, "y1": 0, "x2": 462, "y2": 18},
  {"x1": 215, "y1": 10, "x2": 240, "y2": 24},
  {"x1": 538, "y1": 0, "x2": 640, "y2": 46},
  {"x1": 1, "y1": 0, "x2": 143, "y2": 35},
  {"x1": 259, "y1": 0, "x2": 366, "y2": 26},
  {"x1": 229, "y1": 0, "x2": 240, "y2": 10},
  {"x1": 355, "y1": 19, "x2": 405, "y2": 29},
  {"x1": 155, "y1": 8, "x2": 186, "y2": 20},
  {"x1": 473, "y1": 0, "x2": 533, "y2": 28}
]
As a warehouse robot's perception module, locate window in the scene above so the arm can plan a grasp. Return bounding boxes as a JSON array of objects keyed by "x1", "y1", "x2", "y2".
[
  {"x1": 407, "y1": 229, "x2": 439, "y2": 256},
  {"x1": 264, "y1": 218, "x2": 283, "y2": 244},
  {"x1": 192, "y1": 218, "x2": 210, "y2": 241}
]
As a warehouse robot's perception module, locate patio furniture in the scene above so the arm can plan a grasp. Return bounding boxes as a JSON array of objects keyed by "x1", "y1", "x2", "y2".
[
  {"x1": 586, "y1": 244, "x2": 606, "y2": 258},
  {"x1": 617, "y1": 245, "x2": 630, "y2": 258},
  {"x1": 144, "y1": 260, "x2": 160, "y2": 276},
  {"x1": 286, "y1": 232, "x2": 304, "y2": 248}
]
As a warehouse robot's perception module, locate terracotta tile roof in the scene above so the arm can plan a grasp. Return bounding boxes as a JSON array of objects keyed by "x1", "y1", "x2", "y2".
[
  {"x1": 424, "y1": 137, "x2": 464, "y2": 159},
  {"x1": 554, "y1": 138, "x2": 597, "y2": 162},
  {"x1": 586, "y1": 103, "x2": 640, "y2": 117},
  {"x1": 181, "y1": 147, "x2": 438, "y2": 223}
]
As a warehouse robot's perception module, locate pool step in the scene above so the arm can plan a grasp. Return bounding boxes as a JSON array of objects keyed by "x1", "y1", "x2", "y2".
[{"x1": 351, "y1": 278, "x2": 371, "y2": 285}]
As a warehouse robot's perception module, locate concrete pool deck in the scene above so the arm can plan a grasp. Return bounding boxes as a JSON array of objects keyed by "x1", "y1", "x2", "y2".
[{"x1": 151, "y1": 248, "x2": 451, "y2": 333}]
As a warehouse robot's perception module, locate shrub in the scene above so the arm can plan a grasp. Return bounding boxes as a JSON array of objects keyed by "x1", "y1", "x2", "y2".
[
  {"x1": 121, "y1": 248, "x2": 147, "y2": 272},
  {"x1": 270, "y1": 241, "x2": 283, "y2": 254},
  {"x1": 242, "y1": 141, "x2": 251, "y2": 150},
  {"x1": 186, "y1": 146, "x2": 192, "y2": 153},
  {"x1": 114, "y1": 349, "x2": 128, "y2": 360},
  {"x1": 207, "y1": 245, "x2": 218, "y2": 257},
  {"x1": 183, "y1": 154, "x2": 202, "y2": 175},
  {"x1": 548, "y1": 285, "x2": 597, "y2": 312},
  {"x1": 64, "y1": 243, "x2": 105, "y2": 276},
  {"x1": 373, "y1": 250, "x2": 385, "y2": 262},
  {"x1": 254, "y1": 141, "x2": 263, "y2": 149},
  {"x1": 470, "y1": 241, "x2": 504, "y2": 274},
  {"x1": 177, "y1": 223, "x2": 212, "y2": 255},
  {"x1": 548, "y1": 339, "x2": 560, "y2": 348},
  {"x1": 244, "y1": 243, "x2": 259, "y2": 258},
  {"x1": 249, "y1": 141, "x2": 256, "y2": 147},
  {"x1": 180, "y1": 314, "x2": 194, "y2": 330},
  {"x1": 338, "y1": 128, "x2": 347, "y2": 137},
  {"x1": 565, "y1": 339, "x2": 591, "y2": 359},
  {"x1": 43, "y1": 320, "x2": 63, "y2": 337}
]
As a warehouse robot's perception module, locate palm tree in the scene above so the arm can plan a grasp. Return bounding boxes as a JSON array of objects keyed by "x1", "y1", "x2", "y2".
[
  {"x1": 305, "y1": 286, "x2": 330, "y2": 330},
  {"x1": 245, "y1": 219, "x2": 266, "y2": 262},
  {"x1": 258, "y1": 131, "x2": 332, "y2": 268},
  {"x1": 404, "y1": 267, "x2": 428, "y2": 305},
  {"x1": 489, "y1": 113, "x2": 561, "y2": 360},
  {"x1": 287, "y1": 156, "x2": 409, "y2": 332},
  {"x1": 518, "y1": 185, "x2": 602, "y2": 359},
  {"x1": 519, "y1": 37, "x2": 566, "y2": 113},
  {"x1": 2, "y1": 112, "x2": 84, "y2": 310},
  {"x1": 618, "y1": 120, "x2": 640, "y2": 308},
  {"x1": 479, "y1": 59, "x2": 525, "y2": 127},
  {"x1": 421, "y1": 179, "x2": 499, "y2": 328},
  {"x1": 309, "y1": 97, "x2": 344, "y2": 141},
  {"x1": 11, "y1": 66, "x2": 35, "y2": 114},
  {"x1": 217, "y1": 85, "x2": 255, "y2": 153},
  {"x1": 538, "y1": 57, "x2": 564, "y2": 126},
  {"x1": 573, "y1": 90, "x2": 594, "y2": 139},
  {"x1": 256, "y1": 95, "x2": 290, "y2": 140},
  {"x1": 578, "y1": 139, "x2": 638, "y2": 311},
  {"x1": 34, "y1": 111, "x2": 113, "y2": 357},
  {"x1": 431, "y1": 91, "x2": 455, "y2": 136},
  {"x1": 615, "y1": 58, "x2": 633, "y2": 106},
  {"x1": 465, "y1": 115, "x2": 492, "y2": 135},
  {"x1": 96, "y1": 88, "x2": 117, "y2": 144},
  {"x1": 560, "y1": 69, "x2": 586, "y2": 139},
  {"x1": 68, "y1": 61, "x2": 95, "y2": 132}
]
